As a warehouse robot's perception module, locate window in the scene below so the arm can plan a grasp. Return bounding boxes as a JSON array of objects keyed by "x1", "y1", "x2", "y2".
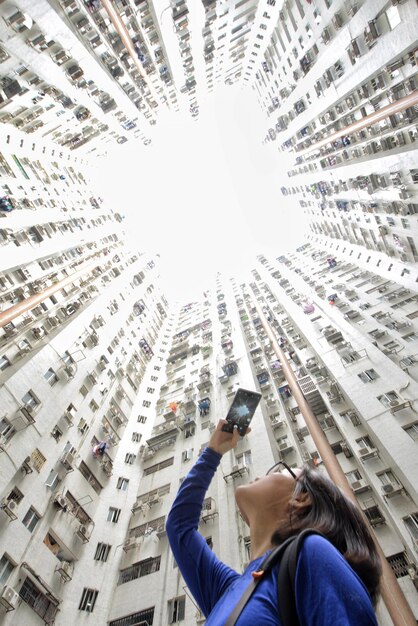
[
  {"x1": 356, "y1": 435, "x2": 374, "y2": 449},
  {"x1": 403, "y1": 512, "x2": 418, "y2": 541},
  {"x1": 147, "y1": 387, "x2": 155, "y2": 394},
  {"x1": 125, "y1": 453, "x2": 136, "y2": 464},
  {"x1": 20, "y1": 577, "x2": 58, "y2": 621},
  {"x1": 340, "y1": 409, "x2": 361, "y2": 426},
  {"x1": 117, "y1": 477, "x2": 129, "y2": 491},
  {"x1": 79, "y1": 462, "x2": 102, "y2": 494},
  {"x1": 377, "y1": 470, "x2": 401, "y2": 487},
  {"x1": 132, "y1": 432, "x2": 142, "y2": 443},
  {"x1": 236, "y1": 451, "x2": 252, "y2": 467},
  {"x1": 94, "y1": 543, "x2": 111, "y2": 562},
  {"x1": 182, "y1": 449, "x2": 193, "y2": 463},
  {"x1": 22, "y1": 389, "x2": 40, "y2": 409},
  {"x1": 45, "y1": 469, "x2": 60, "y2": 489},
  {"x1": 137, "y1": 415, "x2": 147, "y2": 423},
  {"x1": 402, "y1": 332, "x2": 418, "y2": 343},
  {"x1": 79, "y1": 588, "x2": 98, "y2": 613},
  {"x1": 118, "y1": 556, "x2": 161, "y2": 585},
  {"x1": 109, "y1": 607, "x2": 155, "y2": 626},
  {"x1": 31, "y1": 448, "x2": 46, "y2": 472},
  {"x1": 144, "y1": 457, "x2": 174, "y2": 476},
  {"x1": 358, "y1": 369, "x2": 379, "y2": 383},
  {"x1": 0, "y1": 355, "x2": 11, "y2": 371},
  {"x1": 89, "y1": 400, "x2": 99, "y2": 412},
  {"x1": 8, "y1": 486, "x2": 23, "y2": 504},
  {"x1": 51, "y1": 425, "x2": 62, "y2": 442},
  {"x1": 22, "y1": 507, "x2": 40, "y2": 532},
  {"x1": 387, "y1": 552, "x2": 409, "y2": 578},
  {"x1": 362, "y1": 502, "x2": 385, "y2": 526},
  {"x1": 377, "y1": 391, "x2": 399, "y2": 408},
  {"x1": 107, "y1": 507, "x2": 121, "y2": 523},
  {"x1": 44, "y1": 368, "x2": 58, "y2": 386},
  {"x1": 0, "y1": 554, "x2": 14, "y2": 585},
  {"x1": 168, "y1": 596, "x2": 185, "y2": 623},
  {"x1": 0, "y1": 417, "x2": 16, "y2": 442},
  {"x1": 184, "y1": 425, "x2": 195, "y2": 438},
  {"x1": 403, "y1": 423, "x2": 418, "y2": 441},
  {"x1": 345, "y1": 469, "x2": 362, "y2": 484}
]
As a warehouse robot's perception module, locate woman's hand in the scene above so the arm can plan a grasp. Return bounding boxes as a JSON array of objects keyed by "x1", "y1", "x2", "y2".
[{"x1": 208, "y1": 419, "x2": 251, "y2": 456}]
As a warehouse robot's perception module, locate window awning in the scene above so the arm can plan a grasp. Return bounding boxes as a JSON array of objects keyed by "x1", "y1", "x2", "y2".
[{"x1": 21, "y1": 562, "x2": 62, "y2": 605}]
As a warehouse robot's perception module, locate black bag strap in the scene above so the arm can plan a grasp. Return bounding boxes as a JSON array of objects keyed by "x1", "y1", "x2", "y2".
[
  {"x1": 224, "y1": 535, "x2": 295, "y2": 626},
  {"x1": 225, "y1": 529, "x2": 323, "y2": 626},
  {"x1": 278, "y1": 529, "x2": 324, "y2": 626}
]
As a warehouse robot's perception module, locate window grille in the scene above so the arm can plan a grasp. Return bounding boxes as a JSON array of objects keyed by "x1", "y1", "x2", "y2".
[
  {"x1": 118, "y1": 556, "x2": 161, "y2": 585},
  {"x1": 109, "y1": 607, "x2": 155, "y2": 626},
  {"x1": 19, "y1": 577, "x2": 58, "y2": 621},
  {"x1": 94, "y1": 543, "x2": 111, "y2": 562},
  {"x1": 78, "y1": 588, "x2": 98, "y2": 612}
]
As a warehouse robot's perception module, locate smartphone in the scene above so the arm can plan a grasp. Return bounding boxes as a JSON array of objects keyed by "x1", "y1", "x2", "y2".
[{"x1": 221, "y1": 388, "x2": 262, "y2": 436}]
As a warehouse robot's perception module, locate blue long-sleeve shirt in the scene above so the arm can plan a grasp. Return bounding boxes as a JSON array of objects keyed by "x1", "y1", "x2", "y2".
[{"x1": 166, "y1": 447, "x2": 378, "y2": 625}]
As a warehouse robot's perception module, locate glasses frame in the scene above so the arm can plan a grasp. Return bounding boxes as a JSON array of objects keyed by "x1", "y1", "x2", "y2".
[{"x1": 266, "y1": 460, "x2": 298, "y2": 480}]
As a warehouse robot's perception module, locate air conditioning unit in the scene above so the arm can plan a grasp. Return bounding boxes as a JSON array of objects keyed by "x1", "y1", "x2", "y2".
[
  {"x1": 231, "y1": 465, "x2": 239, "y2": 473},
  {"x1": 60, "y1": 451, "x2": 74, "y2": 468},
  {"x1": 63, "y1": 365, "x2": 76, "y2": 379},
  {"x1": 132, "y1": 499, "x2": 143, "y2": 513},
  {"x1": 389, "y1": 399, "x2": 399, "y2": 407},
  {"x1": 60, "y1": 560, "x2": 72, "y2": 575},
  {"x1": 77, "y1": 523, "x2": 90, "y2": 540},
  {"x1": 21, "y1": 456, "x2": 33, "y2": 474},
  {"x1": 382, "y1": 483, "x2": 396, "y2": 494},
  {"x1": 358, "y1": 447, "x2": 371, "y2": 456},
  {"x1": 148, "y1": 495, "x2": 160, "y2": 506},
  {"x1": 0, "y1": 498, "x2": 17, "y2": 512},
  {"x1": 0, "y1": 585, "x2": 20, "y2": 610},
  {"x1": 53, "y1": 494, "x2": 68, "y2": 509},
  {"x1": 123, "y1": 537, "x2": 138, "y2": 551},
  {"x1": 351, "y1": 480, "x2": 367, "y2": 492}
]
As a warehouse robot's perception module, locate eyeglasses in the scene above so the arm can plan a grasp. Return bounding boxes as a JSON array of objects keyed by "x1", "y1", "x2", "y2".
[{"x1": 266, "y1": 461, "x2": 298, "y2": 480}]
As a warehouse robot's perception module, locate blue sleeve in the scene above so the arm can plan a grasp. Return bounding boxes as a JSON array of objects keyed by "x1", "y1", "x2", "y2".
[
  {"x1": 166, "y1": 447, "x2": 239, "y2": 617},
  {"x1": 296, "y1": 535, "x2": 378, "y2": 625}
]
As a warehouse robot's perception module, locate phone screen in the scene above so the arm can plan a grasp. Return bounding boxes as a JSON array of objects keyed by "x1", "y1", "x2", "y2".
[{"x1": 222, "y1": 388, "x2": 262, "y2": 436}]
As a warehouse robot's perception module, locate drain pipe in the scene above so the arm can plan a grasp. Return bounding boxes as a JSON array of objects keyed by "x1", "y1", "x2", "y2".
[
  {"x1": 0, "y1": 261, "x2": 98, "y2": 329},
  {"x1": 254, "y1": 301, "x2": 416, "y2": 626}
]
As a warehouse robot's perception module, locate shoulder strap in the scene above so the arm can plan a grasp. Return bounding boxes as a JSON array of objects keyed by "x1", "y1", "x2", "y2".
[
  {"x1": 224, "y1": 535, "x2": 296, "y2": 626},
  {"x1": 278, "y1": 529, "x2": 324, "y2": 626}
]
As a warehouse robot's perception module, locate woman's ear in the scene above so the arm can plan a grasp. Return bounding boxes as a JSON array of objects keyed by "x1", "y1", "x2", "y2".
[{"x1": 289, "y1": 491, "x2": 312, "y2": 513}]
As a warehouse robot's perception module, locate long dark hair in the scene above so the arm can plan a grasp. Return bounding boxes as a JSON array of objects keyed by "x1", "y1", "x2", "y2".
[{"x1": 271, "y1": 466, "x2": 382, "y2": 606}]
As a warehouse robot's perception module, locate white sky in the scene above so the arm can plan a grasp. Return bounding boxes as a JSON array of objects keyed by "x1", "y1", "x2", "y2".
[{"x1": 96, "y1": 86, "x2": 308, "y2": 303}]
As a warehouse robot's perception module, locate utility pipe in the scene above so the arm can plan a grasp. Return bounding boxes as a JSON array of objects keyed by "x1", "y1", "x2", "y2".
[
  {"x1": 0, "y1": 261, "x2": 98, "y2": 329},
  {"x1": 100, "y1": 0, "x2": 161, "y2": 106},
  {"x1": 254, "y1": 300, "x2": 416, "y2": 626},
  {"x1": 295, "y1": 90, "x2": 418, "y2": 155}
]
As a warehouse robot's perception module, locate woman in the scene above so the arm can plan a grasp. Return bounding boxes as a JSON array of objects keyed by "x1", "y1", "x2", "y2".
[{"x1": 166, "y1": 420, "x2": 381, "y2": 625}]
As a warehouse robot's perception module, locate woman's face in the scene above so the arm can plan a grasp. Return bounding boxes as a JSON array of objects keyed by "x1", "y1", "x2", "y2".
[{"x1": 235, "y1": 470, "x2": 296, "y2": 526}]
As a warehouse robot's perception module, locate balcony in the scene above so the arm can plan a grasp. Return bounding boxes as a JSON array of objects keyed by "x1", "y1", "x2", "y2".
[
  {"x1": 223, "y1": 464, "x2": 249, "y2": 482},
  {"x1": 200, "y1": 497, "x2": 218, "y2": 523},
  {"x1": 358, "y1": 446, "x2": 379, "y2": 462},
  {"x1": 146, "y1": 424, "x2": 179, "y2": 452}
]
